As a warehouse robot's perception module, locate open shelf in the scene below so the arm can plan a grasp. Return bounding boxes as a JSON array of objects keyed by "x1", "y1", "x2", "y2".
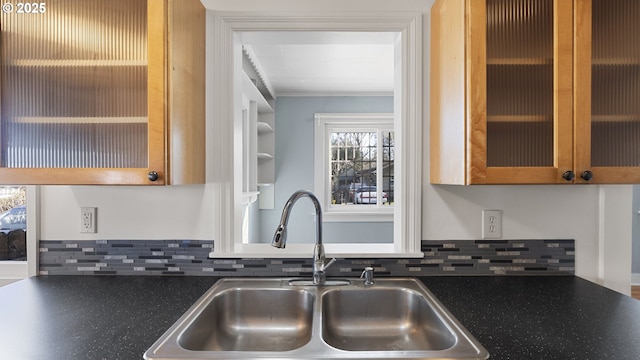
[
  {"x1": 257, "y1": 121, "x2": 274, "y2": 134},
  {"x1": 243, "y1": 73, "x2": 273, "y2": 113},
  {"x1": 242, "y1": 191, "x2": 260, "y2": 205},
  {"x1": 242, "y1": 53, "x2": 276, "y2": 192}
]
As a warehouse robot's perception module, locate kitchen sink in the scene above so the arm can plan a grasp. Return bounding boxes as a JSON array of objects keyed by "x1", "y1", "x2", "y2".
[
  {"x1": 321, "y1": 288, "x2": 456, "y2": 351},
  {"x1": 144, "y1": 278, "x2": 489, "y2": 360},
  {"x1": 179, "y1": 288, "x2": 314, "y2": 351}
]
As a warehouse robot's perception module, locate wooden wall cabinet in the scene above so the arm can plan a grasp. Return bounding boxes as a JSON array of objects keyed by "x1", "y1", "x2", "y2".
[
  {"x1": 0, "y1": 0, "x2": 205, "y2": 185},
  {"x1": 430, "y1": 0, "x2": 640, "y2": 185},
  {"x1": 574, "y1": 0, "x2": 640, "y2": 184}
]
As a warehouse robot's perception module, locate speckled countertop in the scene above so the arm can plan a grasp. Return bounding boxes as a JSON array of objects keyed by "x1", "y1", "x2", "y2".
[{"x1": 0, "y1": 276, "x2": 638, "y2": 360}]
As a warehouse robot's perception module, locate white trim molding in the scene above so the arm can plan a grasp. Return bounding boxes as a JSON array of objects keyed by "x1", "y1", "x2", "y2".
[
  {"x1": 314, "y1": 113, "x2": 394, "y2": 223},
  {"x1": 0, "y1": 185, "x2": 38, "y2": 284},
  {"x1": 208, "y1": 10, "x2": 423, "y2": 258}
]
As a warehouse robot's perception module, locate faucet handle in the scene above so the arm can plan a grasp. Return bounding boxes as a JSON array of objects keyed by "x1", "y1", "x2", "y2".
[
  {"x1": 360, "y1": 267, "x2": 375, "y2": 286},
  {"x1": 322, "y1": 257, "x2": 337, "y2": 271},
  {"x1": 313, "y1": 258, "x2": 338, "y2": 285}
]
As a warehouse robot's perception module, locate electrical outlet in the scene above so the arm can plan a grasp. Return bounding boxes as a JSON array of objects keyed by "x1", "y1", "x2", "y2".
[
  {"x1": 482, "y1": 209, "x2": 502, "y2": 239},
  {"x1": 81, "y1": 207, "x2": 97, "y2": 233}
]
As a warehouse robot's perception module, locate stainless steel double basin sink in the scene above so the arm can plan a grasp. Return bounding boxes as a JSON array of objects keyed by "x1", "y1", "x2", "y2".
[{"x1": 144, "y1": 278, "x2": 489, "y2": 359}]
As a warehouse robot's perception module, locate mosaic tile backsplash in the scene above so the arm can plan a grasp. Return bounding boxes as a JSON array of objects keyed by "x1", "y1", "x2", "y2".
[{"x1": 39, "y1": 239, "x2": 574, "y2": 276}]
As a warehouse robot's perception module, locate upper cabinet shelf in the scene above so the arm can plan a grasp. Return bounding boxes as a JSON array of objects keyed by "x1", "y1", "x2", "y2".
[
  {"x1": 486, "y1": 115, "x2": 550, "y2": 123},
  {"x1": 0, "y1": 0, "x2": 206, "y2": 185},
  {"x1": 592, "y1": 58, "x2": 640, "y2": 66},
  {"x1": 7, "y1": 59, "x2": 147, "y2": 66},
  {"x1": 487, "y1": 58, "x2": 553, "y2": 65},
  {"x1": 430, "y1": 0, "x2": 640, "y2": 185},
  {"x1": 12, "y1": 117, "x2": 148, "y2": 124},
  {"x1": 591, "y1": 115, "x2": 640, "y2": 123}
]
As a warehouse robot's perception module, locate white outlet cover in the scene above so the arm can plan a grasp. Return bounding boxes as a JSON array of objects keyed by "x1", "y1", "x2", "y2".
[
  {"x1": 482, "y1": 209, "x2": 502, "y2": 239},
  {"x1": 81, "y1": 207, "x2": 97, "y2": 234}
]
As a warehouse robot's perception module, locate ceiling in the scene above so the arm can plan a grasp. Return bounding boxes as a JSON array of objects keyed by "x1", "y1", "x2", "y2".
[{"x1": 239, "y1": 31, "x2": 398, "y2": 96}]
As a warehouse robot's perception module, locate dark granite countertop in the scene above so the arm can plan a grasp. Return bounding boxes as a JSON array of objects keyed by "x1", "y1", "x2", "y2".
[{"x1": 0, "y1": 275, "x2": 638, "y2": 360}]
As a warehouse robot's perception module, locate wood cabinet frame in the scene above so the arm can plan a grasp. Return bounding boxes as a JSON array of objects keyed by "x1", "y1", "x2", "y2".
[
  {"x1": 0, "y1": 0, "x2": 204, "y2": 185},
  {"x1": 573, "y1": 0, "x2": 640, "y2": 184},
  {"x1": 431, "y1": 0, "x2": 573, "y2": 185},
  {"x1": 432, "y1": 0, "x2": 640, "y2": 185}
]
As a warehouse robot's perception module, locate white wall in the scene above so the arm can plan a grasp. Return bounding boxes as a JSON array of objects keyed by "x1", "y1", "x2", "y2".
[
  {"x1": 35, "y1": 0, "x2": 633, "y2": 294},
  {"x1": 40, "y1": 185, "x2": 216, "y2": 240},
  {"x1": 422, "y1": 182, "x2": 632, "y2": 293},
  {"x1": 0, "y1": 262, "x2": 28, "y2": 287},
  {"x1": 38, "y1": 57, "x2": 231, "y2": 242},
  {"x1": 599, "y1": 186, "x2": 632, "y2": 294}
]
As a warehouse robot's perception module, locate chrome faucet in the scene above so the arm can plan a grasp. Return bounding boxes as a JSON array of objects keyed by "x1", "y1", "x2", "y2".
[{"x1": 272, "y1": 190, "x2": 337, "y2": 285}]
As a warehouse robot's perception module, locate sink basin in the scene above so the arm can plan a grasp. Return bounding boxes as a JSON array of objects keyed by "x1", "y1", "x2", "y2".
[
  {"x1": 321, "y1": 288, "x2": 455, "y2": 351},
  {"x1": 144, "y1": 278, "x2": 489, "y2": 360},
  {"x1": 179, "y1": 288, "x2": 314, "y2": 351}
]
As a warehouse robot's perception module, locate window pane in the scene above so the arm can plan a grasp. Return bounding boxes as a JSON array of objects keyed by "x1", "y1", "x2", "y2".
[
  {"x1": 330, "y1": 131, "x2": 392, "y2": 205},
  {"x1": 331, "y1": 131, "x2": 374, "y2": 204},
  {"x1": 0, "y1": 186, "x2": 27, "y2": 261},
  {"x1": 382, "y1": 131, "x2": 394, "y2": 204}
]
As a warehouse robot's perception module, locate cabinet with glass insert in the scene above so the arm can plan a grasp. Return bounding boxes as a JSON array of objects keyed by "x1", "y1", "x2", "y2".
[
  {"x1": 0, "y1": 0, "x2": 205, "y2": 184},
  {"x1": 431, "y1": 0, "x2": 572, "y2": 184},
  {"x1": 574, "y1": 0, "x2": 640, "y2": 183},
  {"x1": 430, "y1": 0, "x2": 640, "y2": 184}
]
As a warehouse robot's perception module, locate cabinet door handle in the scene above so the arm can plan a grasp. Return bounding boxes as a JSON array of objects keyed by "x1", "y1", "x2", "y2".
[
  {"x1": 148, "y1": 171, "x2": 159, "y2": 181},
  {"x1": 580, "y1": 170, "x2": 594, "y2": 181},
  {"x1": 562, "y1": 171, "x2": 575, "y2": 181}
]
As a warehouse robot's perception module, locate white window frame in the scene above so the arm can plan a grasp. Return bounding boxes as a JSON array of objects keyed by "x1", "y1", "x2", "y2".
[
  {"x1": 314, "y1": 113, "x2": 394, "y2": 222},
  {"x1": 0, "y1": 186, "x2": 38, "y2": 286},
  {"x1": 206, "y1": 9, "x2": 423, "y2": 258}
]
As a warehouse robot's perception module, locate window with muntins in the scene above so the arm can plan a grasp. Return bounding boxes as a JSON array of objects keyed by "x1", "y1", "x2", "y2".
[
  {"x1": 0, "y1": 186, "x2": 26, "y2": 261},
  {"x1": 315, "y1": 113, "x2": 394, "y2": 222}
]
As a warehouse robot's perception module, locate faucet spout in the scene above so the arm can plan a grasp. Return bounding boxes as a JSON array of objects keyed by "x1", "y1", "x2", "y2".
[{"x1": 272, "y1": 190, "x2": 335, "y2": 285}]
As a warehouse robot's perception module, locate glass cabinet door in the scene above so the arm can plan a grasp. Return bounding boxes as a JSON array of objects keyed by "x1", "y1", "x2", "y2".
[
  {"x1": 468, "y1": 0, "x2": 573, "y2": 184},
  {"x1": 575, "y1": 0, "x2": 640, "y2": 183},
  {"x1": 485, "y1": 0, "x2": 554, "y2": 167},
  {"x1": 0, "y1": 0, "x2": 165, "y2": 184}
]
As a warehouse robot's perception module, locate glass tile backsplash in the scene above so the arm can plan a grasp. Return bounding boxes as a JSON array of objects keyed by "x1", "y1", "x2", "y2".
[{"x1": 39, "y1": 239, "x2": 574, "y2": 277}]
